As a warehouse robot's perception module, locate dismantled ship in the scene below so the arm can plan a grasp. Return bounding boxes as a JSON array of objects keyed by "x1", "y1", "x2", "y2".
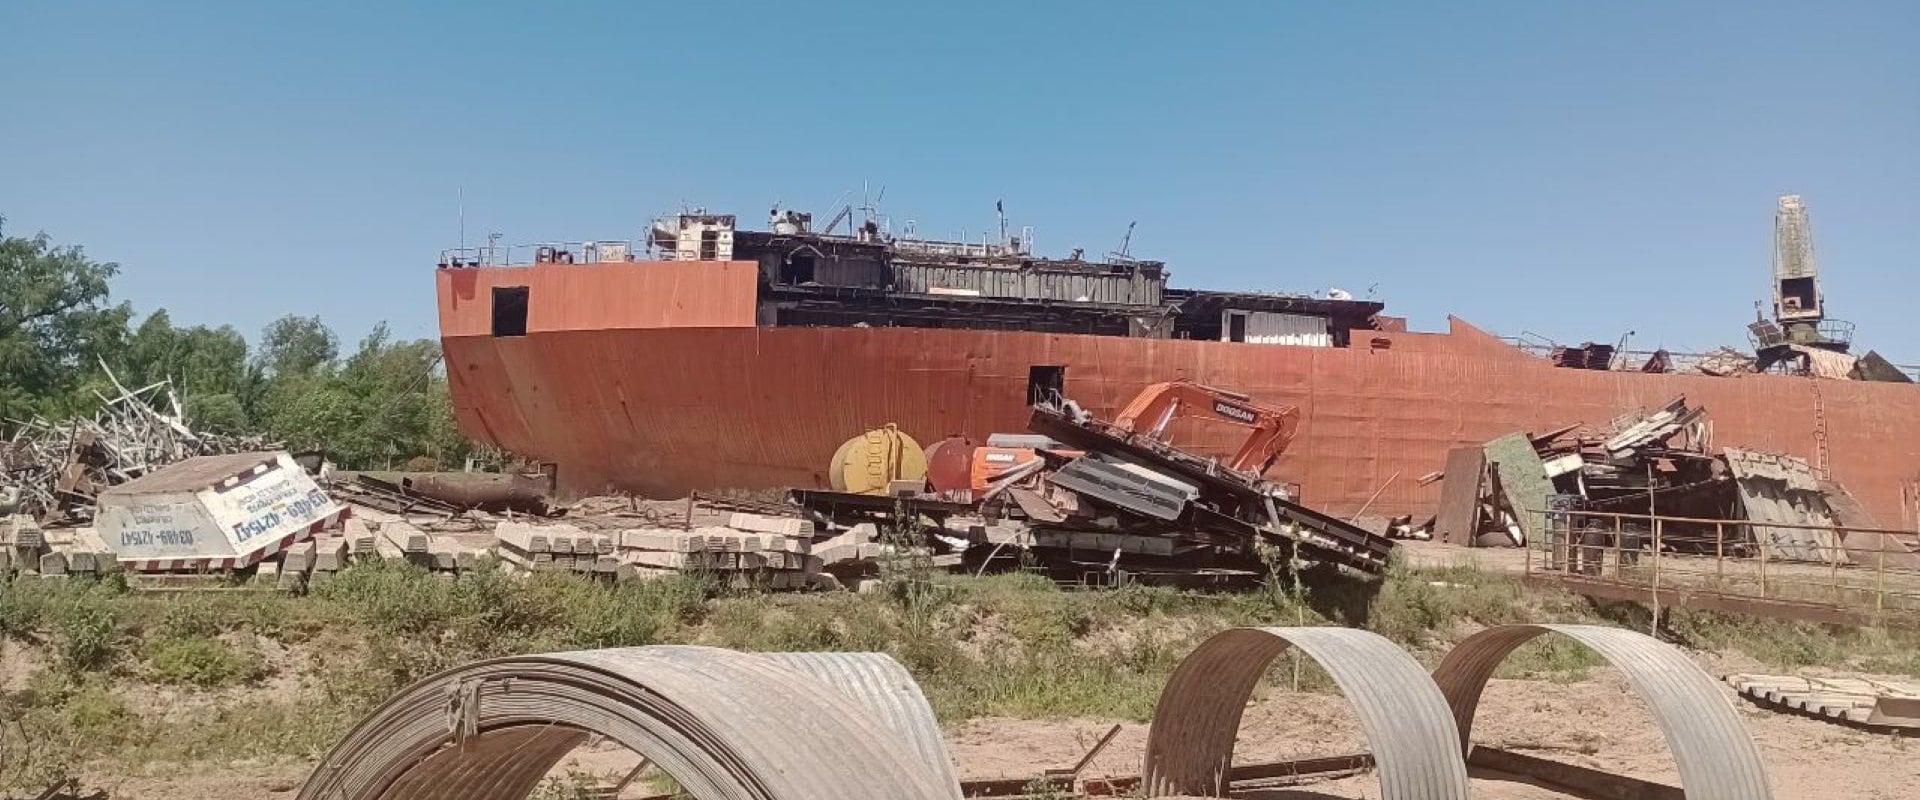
[{"x1": 435, "y1": 196, "x2": 1920, "y2": 528}]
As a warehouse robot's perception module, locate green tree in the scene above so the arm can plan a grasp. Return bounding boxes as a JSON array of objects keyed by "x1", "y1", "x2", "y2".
[
  {"x1": 0, "y1": 218, "x2": 131, "y2": 420},
  {"x1": 252, "y1": 320, "x2": 468, "y2": 469},
  {"x1": 121, "y1": 310, "x2": 256, "y2": 431},
  {"x1": 254, "y1": 315, "x2": 337, "y2": 379}
]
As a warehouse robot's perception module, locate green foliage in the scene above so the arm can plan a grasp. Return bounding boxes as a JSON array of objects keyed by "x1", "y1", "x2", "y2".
[
  {"x1": 251, "y1": 319, "x2": 469, "y2": 468},
  {"x1": 528, "y1": 771, "x2": 617, "y2": 800},
  {"x1": 308, "y1": 558, "x2": 710, "y2": 688},
  {"x1": 1494, "y1": 636, "x2": 1605, "y2": 680},
  {"x1": 1365, "y1": 561, "x2": 1534, "y2": 648},
  {"x1": 255, "y1": 314, "x2": 338, "y2": 379},
  {"x1": 0, "y1": 574, "x2": 53, "y2": 639},
  {"x1": 0, "y1": 220, "x2": 132, "y2": 420},
  {"x1": 145, "y1": 634, "x2": 266, "y2": 688},
  {"x1": 0, "y1": 220, "x2": 470, "y2": 468},
  {"x1": 50, "y1": 586, "x2": 123, "y2": 672}
]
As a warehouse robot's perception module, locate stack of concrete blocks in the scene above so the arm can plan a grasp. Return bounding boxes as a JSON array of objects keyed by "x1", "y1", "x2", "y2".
[
  {"x1": 495, "y1": 522, "x2": 618, "y2": 577},
  {"x1": 614, "y1": 512, "x2": 824, "y2": 589},
  {"x1": 308, "y1": 534, "x2": 350, "y2": 587},
  {"x1": 53, "y1": 528, "x2": 118, "y2": 579},
  {"x1": 376, "y1": 521, "x2": 431, "y2": 565},
  {"x1": 4, "y1": 514, "x2": 46, "y2": 576},
  {"x1": 0, "y1": 518, "x2": 122, "y2": 580},
  {"x1": 344, "y1": 516, "x2": 381, "y2": 560},
  {"x1": 812, "y1": 523, "x2": 883, "y2": 565},
  {"x1": 276, "y1": 538, "x2": 317, "y2": 592}
]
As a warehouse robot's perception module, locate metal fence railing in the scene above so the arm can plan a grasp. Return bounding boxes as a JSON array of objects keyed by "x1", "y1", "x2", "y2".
[
  {"x1": 437, "y1": 239, "x2": 652, "y2": 269},
  {"x1": 1524, "y1": 507, "x2": 1920, "y2": 624}
]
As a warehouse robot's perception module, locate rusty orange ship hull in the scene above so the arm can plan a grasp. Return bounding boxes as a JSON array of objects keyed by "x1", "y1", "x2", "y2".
[{"x1": 438, "y1": 262, "x2": 1920, "y2": 526}]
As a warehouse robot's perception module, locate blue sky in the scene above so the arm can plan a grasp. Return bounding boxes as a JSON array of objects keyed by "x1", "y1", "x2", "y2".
[{"x1": 3, "y1": 2, "x2": 1916, "y2": 360}]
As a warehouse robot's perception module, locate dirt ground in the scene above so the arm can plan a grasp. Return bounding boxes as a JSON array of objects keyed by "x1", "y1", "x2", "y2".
[
  {"x1": 946, "y1": 665, "x2": 1915, "y2": 799},
  {"x1": 81, "y1": 661, "x2": 1913, "y2": 800}
]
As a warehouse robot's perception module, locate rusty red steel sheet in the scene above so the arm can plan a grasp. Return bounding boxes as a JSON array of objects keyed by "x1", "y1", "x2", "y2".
[
  {"x1": 1433, "y1": 446, "x2": 1485, "y2": 545},
  {"x1": 437, "y1": 261, "x2": 759, "y2": 336},
  {"x1": 439, "y1": 269, "x2": 1920, "y2": 525}
]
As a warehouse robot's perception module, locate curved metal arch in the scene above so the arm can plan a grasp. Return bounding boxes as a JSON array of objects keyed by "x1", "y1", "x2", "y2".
[
  {"x1": 1140, "y1": 626, "x2": 1470, "y2": 800},
  {"x1": 297, "y1": 646, "x2": 960, "y2": 800},
  {"x1": 1431, "y1": 624, "x2": 1772, "y2": 799}
]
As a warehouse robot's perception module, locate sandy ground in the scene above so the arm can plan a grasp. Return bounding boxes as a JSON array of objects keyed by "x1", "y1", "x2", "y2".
[
  {"x1": 79, "y1": 662, "x2": 1915, "y2": 800},
  {"x1": 945, "y1": 666, "x2": 1916, "y2": 799}
]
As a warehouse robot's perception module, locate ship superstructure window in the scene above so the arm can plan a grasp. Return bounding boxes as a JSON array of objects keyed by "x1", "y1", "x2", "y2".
[
  {"x1": 782, "y1": 252, "x2": 817, "y2": 284},
  {"x1": 1219, "y1": 310, "x2": 1332, "y2": 347},
  {"x1": 492, "y1": 286, "x2": 530, "y2": 337},
  {"x1": 1028, "y1": 365, "x2": 1065, "y2": 406}
]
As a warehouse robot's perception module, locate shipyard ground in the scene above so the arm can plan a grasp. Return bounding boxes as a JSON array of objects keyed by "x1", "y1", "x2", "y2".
[{"x1": 3, "y1": 553, "x2": 1916, "y2": 799}]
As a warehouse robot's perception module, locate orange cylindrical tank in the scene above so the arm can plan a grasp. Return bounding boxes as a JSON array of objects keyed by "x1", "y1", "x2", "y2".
[{"x1": 923, "y1": 435, "x2": 975, "y2": 495}]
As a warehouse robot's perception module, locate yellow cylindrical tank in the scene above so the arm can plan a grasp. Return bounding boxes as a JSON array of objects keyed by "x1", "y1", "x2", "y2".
[{"x1": 827, "y1": 424, "x2": 928, "y2": 495}]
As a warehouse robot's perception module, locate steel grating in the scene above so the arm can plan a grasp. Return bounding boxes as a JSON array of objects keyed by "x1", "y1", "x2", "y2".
[
  {"x1": 296, "y1": 646, "x2": 960, "y2": 800},
  {"x1": 1140, "y1": 626, "x2": 1470, "y2": 800},
  {"x1": 1431, "y1": 624, "x2": 1773, "y2": 800}
]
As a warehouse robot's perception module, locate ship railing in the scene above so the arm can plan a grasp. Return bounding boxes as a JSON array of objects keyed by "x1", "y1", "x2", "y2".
[
  {"x1": 1523, "y1": 506, "x2": 1920, "y2": 628},
  {"x1": 437, "y1": 239, "x2": 655, "y2": 269}
]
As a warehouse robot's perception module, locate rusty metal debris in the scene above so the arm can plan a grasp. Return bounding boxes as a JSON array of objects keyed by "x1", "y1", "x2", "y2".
[
  {"x1": 0, "y1": 364, "x2": 272, "y2": 523},
  {"x1": 1428, "y1": 396, "x2": 1898, "y2": 566},
  {"x1": 788, "y1": 382, "x2": 1393, "y2": 587}
]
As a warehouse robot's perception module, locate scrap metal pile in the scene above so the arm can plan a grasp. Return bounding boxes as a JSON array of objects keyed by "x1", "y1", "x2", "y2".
[
  {"x1": 0, "y1": 367, "x2": 274, "y2": 523},
  {"x1": 1434, "y1": 397, "x2": 1723, "y2": 548},
  {"x1": 796, "y1": 381, "x2": 1395, "y2": 583},
  {"x1": 1432, "y1": 395, "x2": 1918, "y2": 567}
]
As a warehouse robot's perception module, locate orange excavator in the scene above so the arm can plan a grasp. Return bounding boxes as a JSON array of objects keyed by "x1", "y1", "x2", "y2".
[
  {"x1": 1110, "y1": 380, "x2": 1300, "y2": 476},
  {"x1": 961, "y1": 380, "x2": 1300, "y2": 497}
]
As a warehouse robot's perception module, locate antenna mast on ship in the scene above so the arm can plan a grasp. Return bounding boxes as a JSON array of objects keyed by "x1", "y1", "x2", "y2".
[{"x1": 1108, "y1": 221, "x2": 1138, "y2": 263}]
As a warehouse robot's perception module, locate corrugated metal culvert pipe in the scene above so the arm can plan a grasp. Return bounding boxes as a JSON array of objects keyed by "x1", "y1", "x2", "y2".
[{"x1": 296, "y1": 645, "x2": 961, "y2": 800}]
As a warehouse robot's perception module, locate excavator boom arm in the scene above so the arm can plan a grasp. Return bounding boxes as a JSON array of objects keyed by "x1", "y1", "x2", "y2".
[{"x1": 1109, "y1": 381, "x2": 1299, "y2": 474}]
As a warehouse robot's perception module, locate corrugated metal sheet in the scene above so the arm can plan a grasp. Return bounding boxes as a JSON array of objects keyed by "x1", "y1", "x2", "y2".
[
  {"x1": 1723, "y1": 448, "x2": 1848, "y2": 564},
  {"x1": 759, "y1": 652, "x2": 959, "y2": 793},
  {"x1": 1432, "y1": 624, "x2": 1772, "y2": 799},
  {"x1": 439, "y1": 271, "x2": 1920, "y2": 526},
  {"x1": 1141, "y1": 626, "x2": 1469, "y2": 800},
  {"x1": 1788, "y1": 344, "x2": 1859, "y2": 380},
  {"x1": 297, "y1": 646, "x2": 959, "y2": 800},
  {"x1": 890, "y1": 263, "x2": 1162, "y2": 305},
  {"x1": 1228, "y1": 310, "x2": 1332, "y2": 346}
]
